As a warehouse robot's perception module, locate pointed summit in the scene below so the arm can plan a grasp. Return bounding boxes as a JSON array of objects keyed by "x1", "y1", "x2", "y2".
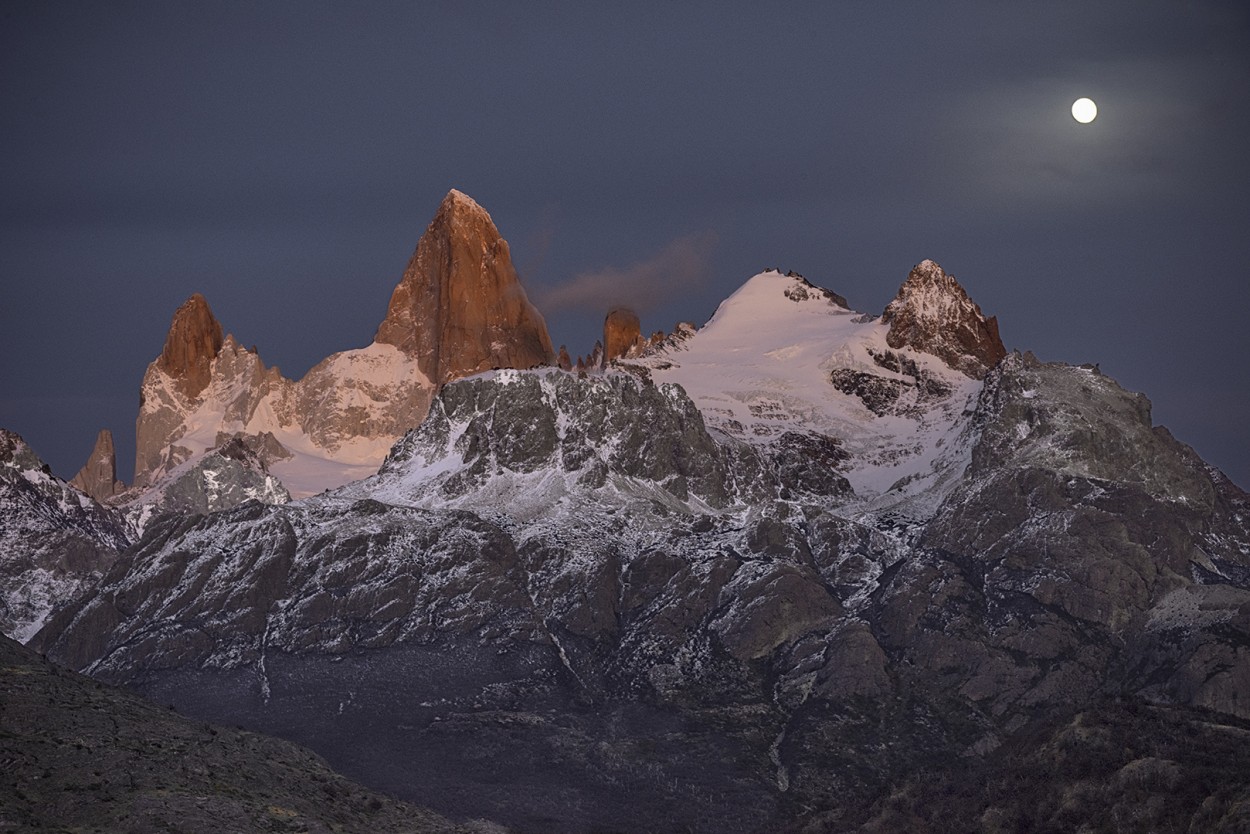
[
  {"x1": 443, "y1": 187, "x2": 484, "y2": 211},
  {"x1": 375, "y1": 189, "x2": 555, "y2": 383},
  {"x1": 157, "y1": 293, "x2": 224, "y2": 398},
  {"x1": 70, "y1": 429, "x2": 124, "y2": 502},
  {"x1": 0, "y1": 427, "x2": 43, "y2": 473},
  {"x1": 881, "y1": 260, "x2": 1006, "y2": 379}
]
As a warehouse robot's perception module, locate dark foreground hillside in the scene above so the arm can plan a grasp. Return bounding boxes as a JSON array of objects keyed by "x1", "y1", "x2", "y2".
[
  {"x1": 0, "y1": 635, "x2": 481, "y2": 834},
  {"x1": 837, "y1": 700, "x2": 1250, "y2": 834},
  {"x1": 6, "y1": 623, "x2": 1250, "y2": 834}
]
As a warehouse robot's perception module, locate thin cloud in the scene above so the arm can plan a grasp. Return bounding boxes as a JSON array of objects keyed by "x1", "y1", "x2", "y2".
[{"x1": 538, "y1": 232, "x2": 717, "y2": 315}]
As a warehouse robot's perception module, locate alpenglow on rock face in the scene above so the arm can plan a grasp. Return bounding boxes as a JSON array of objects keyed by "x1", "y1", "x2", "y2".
[
  {"x1": 375, "y1": 189, "x2": 555, "y2": 383},
  {"x1": 131, "y1": 297, "x2": 433, "y2": 498},
  {"x1": 130, "y1": 189, "x2": 555, "y2": 501},
  {"x1": 603, "y1": 307, "x2": 643, "y2": 364},
  {"x1": 133, "y1": 294, "x2": 231, "y2": 486},
  {"x1": 157, "y1": 293, "x2": 225, "y2": 399},
  {"x1": 882, "y1": 259, "x2": 1006, "y2": 378}
]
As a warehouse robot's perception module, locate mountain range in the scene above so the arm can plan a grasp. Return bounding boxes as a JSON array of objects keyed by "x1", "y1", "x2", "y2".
[{"x1": 3, "y1": 189, "x2": 1249, "y2": 833}]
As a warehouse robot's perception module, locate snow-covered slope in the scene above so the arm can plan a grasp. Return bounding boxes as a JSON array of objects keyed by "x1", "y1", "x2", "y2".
[
  {"x1": 330, "y1": 268, "x2": 992, "y2": 532},
  {"x1": 333, "y1": 368, "x2": 813, "y2": 565},
  {"x1": 0, "y1": 430, "x2": 129, "y2": 642},
  {"x1": 637, "y1": 269, "x2": 981, "y2": 517},
  {"x1": 133, "y1": 336, "x2": 433, "y2": 503}
]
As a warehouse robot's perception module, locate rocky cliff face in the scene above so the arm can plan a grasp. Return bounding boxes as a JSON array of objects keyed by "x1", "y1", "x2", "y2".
[
  {"x1": 370, "y1": 368, "x2": 850, "y2": 512},
  {"x1": 907, "y1": 353, "x2": 1250, "y2": 720},
  {"x1": 69, "y1": 428, "x2": 123, "y2": 502},
  {"x1": 375, "y1": 189, "x2": 554, "y2": 382},
  {"x1": 882, "y1": 259, "x2": 1006, "y2": 378}
]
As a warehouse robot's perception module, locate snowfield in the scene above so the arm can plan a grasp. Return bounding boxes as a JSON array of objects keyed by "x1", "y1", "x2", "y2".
[{"x1": 640, "y1": 270, "x2": 981, "y2": 516}]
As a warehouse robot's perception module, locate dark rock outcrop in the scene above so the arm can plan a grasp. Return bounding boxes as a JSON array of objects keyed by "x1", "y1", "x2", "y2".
[
  {"x1": 143, "y1": 437, "x2": 291, "y2": 515},
  {"x1": 578, "y1": 340, "x2": 604, "y2": 373},
  {"x1": 830, "y1": 349, "x2": 955, "y2": 417},
  {"x1": 375, "y1": 189, "x2": 555, "y2": 382},
  {"x1": 212, "y1": 430, "x2": 293, "y2": 467},
  {"x1": 382, "y1": 370, "x2": 775, "y2": 507},
  {"x1": 69, "y1": 428, "x2": 124, "y2": 502},
  {"x1": 882, "y1": 259, "x2": 1006, "y2": 378},
  {"x1": 781, "y1": 270, "x2": 849, "y2": 309}
]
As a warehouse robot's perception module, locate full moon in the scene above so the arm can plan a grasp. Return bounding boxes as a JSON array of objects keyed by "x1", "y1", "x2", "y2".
[{"x1": 1072, "y1": 97, "x2": 1098, "y2": 123}]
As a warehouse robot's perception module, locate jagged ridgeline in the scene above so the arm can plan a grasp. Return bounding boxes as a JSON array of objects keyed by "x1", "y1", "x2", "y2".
[
  {"x1": 122, "y1": 189, "x2": 554, "y2": 505},
  {"x1": 3, "y1": 191, "x2": 1250, "y2": 833}
]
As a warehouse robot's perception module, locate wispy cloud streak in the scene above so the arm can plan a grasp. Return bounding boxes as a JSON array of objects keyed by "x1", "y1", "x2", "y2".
[{"x1": 537, "y1": 232, "x2": 717, "y2": 315}]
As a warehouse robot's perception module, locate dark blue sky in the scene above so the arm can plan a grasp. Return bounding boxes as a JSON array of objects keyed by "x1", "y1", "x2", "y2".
[{"x1": 2, "y1": 1, "x2": 1248, "y2": 488}]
